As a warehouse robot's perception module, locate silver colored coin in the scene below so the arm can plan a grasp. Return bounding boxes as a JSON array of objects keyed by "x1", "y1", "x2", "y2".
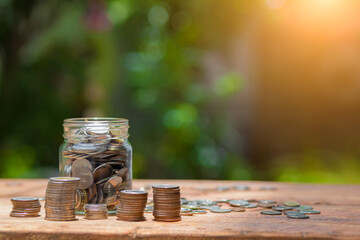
[
  {"x1": 259, "y1": 200, "x2": 277, "y2": 204},
  {"x1": 260, "y1": 186, "x2": 277, "y2": 191},
  {"x1": 261, "y1": 210, "x2": 282, "y2": 215},
  {"x1": 243, "y1": 203, "x2": 258, "y2": 208},
  {"x1": 192, "y1": 210, "x2": 207, "y2": 214},
  {"x1": 229, "y1": 200, "x2": 249, "y2": 207},
  {"x1": 210, "y1": 208, "x2": 231, "y2": 213},
  {"x1": 287, "y1": 214, "x2": 309, "y2": 219},
  {"x1": 272, "y1": 206, "x2": 293, "y2": 211},
  {"x1": 215, "y1": 186, "x2": 230, "y2": 192},
  {"x1": 284, "y1": 201, "x2": 300, "y2": 207},
  {"x1": 300, "y1": 210, "x2": 320, "y2": 214},
  {"x1": 293, "y1": 205, "x2": 313, "y2": 210},
  {"x1": 71, "y1": 164, "x2": 93, "y2": 190},
  {"x1": 284, "y1": 211, "x2": 301, "y2": 215},
  {"x1": 233, "y1": 185, "x2": 250, "y2": 191}
]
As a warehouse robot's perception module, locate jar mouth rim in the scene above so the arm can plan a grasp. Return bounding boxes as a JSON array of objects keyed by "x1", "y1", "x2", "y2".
[{"x1": 64, "y1": 117, "x2": 128, "y2": 126}]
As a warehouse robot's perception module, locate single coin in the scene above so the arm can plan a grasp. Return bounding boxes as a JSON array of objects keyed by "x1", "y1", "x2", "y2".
[
  {"x1": 216, "y1": 199, "x2": 230, "y2": 203},
  {"x1": 259, "y1": 203, "x2": 276, "y2": 208},
  {"x1": 72, "y1": 159, "x2": 93, "y2": 171},
  {"x1": 243, "y1": 203, "x2": 258, "y2": 208},
  {"x1": 49, "y1": 177, "x2": 80, "y2": 182},
  {"x1": 230, "y1": 207, "x2": 245, "y2": 212},
  {"x1": 259, "y1": 200, "x2": 277, "y2": 204},
  {"x1": 181, "y1": 212, "x2": 194, "y2": 216},
  {"x1": 284, "y1": 201, "x2": 300, "y2": 207},
  {"x1": 261, "y1": 210, "x2": 282, "y2": 215},
  {"x1": 215, "y1": 186, "x2": 230, "y2": 191},
  {"x1": 210, "y1": 208, "x2": 231, "y2": 213},
  {"x1": 11, "y1": 197, "x2": 39, "y2": 202},
  {"x1": 260, "y1": 186, "x2": 277, "y2": 191},
  {"x1": 293, "y1": 205, "x2": 313, "y2": 210},
  {"x1": 272, "y1": 206, "x2": 293, "y2": 211},
  {"x1": 284, "y1": 211, "x2": 301, "y2": 215},
  {"x1": 287, "y1": 214, "x2": 309, "y2": 219},
  {"x1": 229, "y1": 200, "x2": 249, "y2": 207},
  {"x1": 93, "y1": 164, "x2": 113, "y2": 183},
  {"x1": 71, "y1": 165, "x2": 93, "y2": 190},
  {"x1": 103, "y1": 176, "x2": 123, "y2": 194},
  {"x1": 181, "y1": 208, "x2": 192, "y2": 213},
  {"x1": 121, "y1": 190, "x2": 147, "y2": 195},
  {"x1": 152, "y1": 184, "x2": 179, "y2": 189},
  {"x1": 233, "y1": 185, "x2": 250, "y2": 191},
  {"x1": 300, "y1": 210, "x2": 320, "y2": 214},
  {"x1": 192, "y1": 210, "x2": 207, "y2": 214},
  {"x1": 117, "y1": 168, "x2": 129, "y2": 180},
  {"x1": 71, "y1": 143, "x2": 106, "y2": 153},
  {"x1": 198, "y1": 200, "x2": 217, "y2": 206}
]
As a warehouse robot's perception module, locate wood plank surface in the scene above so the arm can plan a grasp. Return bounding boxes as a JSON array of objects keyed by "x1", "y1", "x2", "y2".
[{"x1": 0, "y1": 179, "x2": 359, "y2": 240}]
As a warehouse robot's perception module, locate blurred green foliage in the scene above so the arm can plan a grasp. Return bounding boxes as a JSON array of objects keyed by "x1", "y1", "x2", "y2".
[
  {"x1": 1, "y1": 0, "x2": 359, "y2": 183},
  {"x1": 0, "y1": 0, "x2": 250, "y2": 180}
]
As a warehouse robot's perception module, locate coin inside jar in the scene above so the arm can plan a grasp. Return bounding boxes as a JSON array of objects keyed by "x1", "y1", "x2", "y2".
[
  {"x1": 93, "y1": 164, "x2": 113, "y2": 183},
  {"x1": 103, "y1": 176, "x2": 123, "y2": 195},
  {"x1": 71, "y1": 166, "x2": 93, "y2": 190}
]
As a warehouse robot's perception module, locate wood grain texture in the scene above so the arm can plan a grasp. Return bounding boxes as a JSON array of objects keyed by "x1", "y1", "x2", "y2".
[{"x1": 0, "y1": 179, "x2": 359, "y2": 240}]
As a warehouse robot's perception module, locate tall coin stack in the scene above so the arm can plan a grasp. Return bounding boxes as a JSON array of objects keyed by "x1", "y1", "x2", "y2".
[
  {"x1": 116, "y1": 190, "x2": 148, "y2": 221},
  {"x1": 10, "y1": 197, "x2": 41, "y2": 217},
  {"x1": 84, "y1": 204, "x2": 108, "y2": 220},
  {"x1": 45, "y1": 177, "x2": 80, "y2": 221},
  {"x1": 152, "y1": 184, "x2": 181, "y2": 222}
]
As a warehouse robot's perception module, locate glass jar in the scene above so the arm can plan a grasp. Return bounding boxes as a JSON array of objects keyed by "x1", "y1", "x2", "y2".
[{"x1": 59, "y1": 118, "x2": 132, "y2": 214}]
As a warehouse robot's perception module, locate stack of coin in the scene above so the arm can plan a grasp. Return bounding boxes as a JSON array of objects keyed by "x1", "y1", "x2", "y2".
[
  {"x1": 84, "y1": 204, "x2": 108, "y2": 220},
  {"x1": 10, "y1": 197, "x2": 41, "y2": 217},
  {"x1": 116, "y1": 190, "x2": 148, "y2": 221},
  {"x1": 152, "y1": 184, "x2": 181, "y2": 222},
  {"x1": 45, "y1": 177, "x2": 80, "y2": 221}
]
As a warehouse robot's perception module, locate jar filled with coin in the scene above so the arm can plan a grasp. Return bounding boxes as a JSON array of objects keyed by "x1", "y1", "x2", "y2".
[{"x1": 59, "y1": 118, "x2": 132, "y2": 214}]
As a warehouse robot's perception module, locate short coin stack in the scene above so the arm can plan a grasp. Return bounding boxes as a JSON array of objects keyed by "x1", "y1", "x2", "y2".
[
  {"x1": 117, "y1": 190, "x2": 148, "y2": 221},
  {"x1": 10, "y1": 197, "x2": 41, "y2": 217},
  {"x1": 152, "y1": 184, "x2": 181, "y2": 222},
  {"x1": 84, "y1": 204, "x2": 108, "y2": 220},
  {"x1": 45, "y1": 177, "x2": 80, "y2": 221}
]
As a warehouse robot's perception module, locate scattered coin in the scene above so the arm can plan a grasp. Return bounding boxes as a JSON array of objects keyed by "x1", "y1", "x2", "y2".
[
  {"x1": 300, "y1": 210, "x2": 320, "y2": 214},
  {"x1": 210, "y1": 208, "x2": 231, "y2": 213},
  {"x1": 261, "y1": 210, "x2": 282, "y2": 215},
  {"x1": 260, "y1": 186, "x2": 277, "y2": 191},
  {"x1": 229, "y1": 200, "x2": 250, "y2": 207},
  {"x1": 192, "y1": 210, "x2": 207, "y2": 214},
  {"x1": 287, "y1": 214, "x2": 309, "y2": 219},
  {"x1": 293, "y1": 205, "x2": 313, "y2": 211},
  {"x1": 233, "y1": 185, "x2": 250, "y2": 191},
  {"x1": 259, "y1": 200, "x2": 277, "y2": 204},
  {"x1": 259, "y1": 203, "x2": 276, "y2": 208},
  {"x1": 284, "y1": 211, "x2": 301, "y2": 215},
  {"x1": 272, "y1": 206, "x2": 293, "y2": 211},
  {"x1": 243, "y1": 203, "x2": 258, "y2": 208},
  {"x1": 284, "y1": 201, "x2": 300, "y2": 207},
  {"x1": 230, "y1": 207, "x2": 245, "y2": 212},
  {"x1": 181, "y1": 212, "x2": 194, "y2": 216},
  {"x1": 216, "y1": 199, "x2": 230, "y2": 203},
  {"x1": 215, "y1": 186, "x2": 230, "y2": 192}
]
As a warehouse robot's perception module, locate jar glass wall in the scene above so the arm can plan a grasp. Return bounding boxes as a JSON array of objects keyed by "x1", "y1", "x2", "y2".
[{"x1": 59, "y1": 118, "x2": 132, "y2": 214}]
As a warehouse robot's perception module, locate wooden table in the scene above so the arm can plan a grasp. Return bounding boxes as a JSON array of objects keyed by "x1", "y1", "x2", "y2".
[{"x1": 0, "y1": 179, "x2": 359, "y2": 239}]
